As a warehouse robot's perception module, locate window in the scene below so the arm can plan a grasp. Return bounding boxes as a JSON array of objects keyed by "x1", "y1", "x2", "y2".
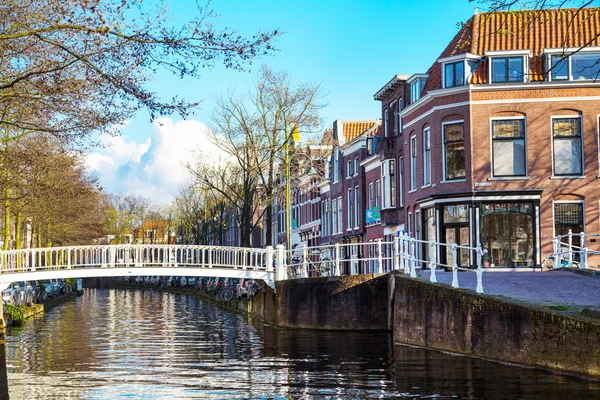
[
  {"x1": 423, "y1": 128, "x2": 431, "y2": 185},
  {"x1": 408, "y1": 212, "x2": 412, "y2": 236},
  {"x1": 411, "y1": 81, "x2": 420, "y2": 103},
  {"x1": 375, "y1": 180, "x2": 381, "y2": 208},
  {"x1": 492, "y1": 119, "x2": 526, "y2": 177},
  {"x1": 332, "y1": 199, "x2": 338, "y2": 234},
  {"x1": 572, "y1": 53, "x2": 600, "y2": 80},
  {"x1": 552, "y1": 117, "x2": 583, "y2": 176},
  {"x1": 347, "y1": 189, "x2": 352, "y2": 230},
  {"x1": 491, "y1": 56, "x2": 525, "y2": 83},
  {"x1": 554, "y1": 203, "x2": 584, "y2": 250},
  {"x1": 382, "y1": 160, "x2": 396, "y2": 209},
  {"x1": 337, "y1": 197, "x2": 342, "y2": 234},
  {"x1": 410, "y1": 136, "x2": 417, "y2": 190},
  {"x1": 321, "y1": 201, "x2": 326, "y2": 236},
  {"x1": 393, "y1": 108, "x2": 399, "y2": 136},
  {"x1": 333, "y1": 149, "x2": 339, "y2": 182},
  {"x1": 368, "y1": 183, "x2": 373, "y2": 209},
  {"x1": 354, "y1": 157, "x2": 358, "y2": 176},
  {"x1": 443, "y1": 122, "x2": 465, "y2": 180},
  {"x1": 390, "y1": 159, "x2": 396, "y2": 207},
  {"x1": 354, "y1": 186, "x2": 359, "y2": 228},
  {"x1": 481, "y1": 202, "x2": 535, "y2": 267},
  {"x1": 550, "y1": 55, "x2": 569, "y2": 81},
  {"x1": 384, "y1": 109, "x2": 389, "y2": 137},
  {"x1": 399, "y1": 157, "x2": 404, "y2": 207},
  {"x1": 444, "y1": 61, "x2": 465, "y2": 87},
  {"x1": 548, "y1": 52, "x2": 600, "y2": 81},
  {"x1": 346, "y1": 159, "x2": 352, "y2": 178}
]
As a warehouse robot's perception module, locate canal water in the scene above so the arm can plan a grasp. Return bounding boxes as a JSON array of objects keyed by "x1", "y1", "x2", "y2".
[{"x1": 3, "y1": 288, "x2": 600, "y2": 399}]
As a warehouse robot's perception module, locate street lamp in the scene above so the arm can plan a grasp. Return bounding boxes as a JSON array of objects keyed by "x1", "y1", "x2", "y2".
[{"x1": 284, "y1": 131, "x2": 319, "y2": 251}]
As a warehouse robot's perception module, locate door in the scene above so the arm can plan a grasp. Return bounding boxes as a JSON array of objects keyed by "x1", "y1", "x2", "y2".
[{"x1": 444, "y1": 225, "x2": 470, "y2": 267}]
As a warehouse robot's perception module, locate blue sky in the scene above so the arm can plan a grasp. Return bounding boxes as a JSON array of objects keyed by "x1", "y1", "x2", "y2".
[
  {"x1": 131, "y1": 0, "x2": 478, "y2": 134},
  {"x1": 85, "y1": 1, "x2": 485, "y2": 202}
]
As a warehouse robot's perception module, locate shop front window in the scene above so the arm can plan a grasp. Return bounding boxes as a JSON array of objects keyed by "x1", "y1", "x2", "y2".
[
  {"x1": 422, "y1": 208, "x2": 437, "y2": 263},
  {"x1": 442, "y1": 204, "x2": 470, "y2": 267},
  {"x1": 481, "y1": 202, "x2": 534, "y2": 267}
]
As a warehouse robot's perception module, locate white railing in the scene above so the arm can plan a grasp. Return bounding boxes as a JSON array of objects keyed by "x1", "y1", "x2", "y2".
[
  {"x1": 0, "y1": 244, "x2": 271, "y2": 274},
  {"x1": 276, "y1": 235, "x2": 487, "y2": 294},
  {"x1": 278, "y1": 240, "x2": 396, "y2": 280},
  {"x1": 397, "y1": 234, "x2": 487, "y2": 294},
  {"x1": 550, "y1": 230, "x2": 600, "y2": 270}
]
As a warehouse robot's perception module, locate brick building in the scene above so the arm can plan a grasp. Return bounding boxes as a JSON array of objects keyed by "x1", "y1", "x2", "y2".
[{"x1": 376, "y1": 7, "x2": 600, "y2": 268}]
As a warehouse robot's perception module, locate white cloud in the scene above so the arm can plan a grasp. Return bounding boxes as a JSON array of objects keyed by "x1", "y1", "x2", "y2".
[{"x1": 86, "y1": 118, "x2": 222, "y2": 203}]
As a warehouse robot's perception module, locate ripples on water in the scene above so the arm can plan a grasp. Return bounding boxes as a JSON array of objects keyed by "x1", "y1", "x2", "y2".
[{"x1": 3, "y1": 288, "x2": 600, "y2": 399}]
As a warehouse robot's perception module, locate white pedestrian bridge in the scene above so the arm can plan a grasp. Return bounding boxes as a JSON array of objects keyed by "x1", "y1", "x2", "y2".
[{"x1": 0, "y1": 244, "x2": 280, "y2": 292}]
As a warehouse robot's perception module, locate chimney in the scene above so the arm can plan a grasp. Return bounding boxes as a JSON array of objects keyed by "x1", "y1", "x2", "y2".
[{"x1": 333, "y1": 120, "x2": 345, "y2": 145}]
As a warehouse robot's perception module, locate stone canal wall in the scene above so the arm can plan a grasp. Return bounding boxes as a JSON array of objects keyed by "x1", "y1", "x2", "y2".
[
  {"x1": 393, "y1": 273, "x2": 600, "y2": 378},
  {"x1": 275, "y1": 274, "x2": 390, "y2": 330}
]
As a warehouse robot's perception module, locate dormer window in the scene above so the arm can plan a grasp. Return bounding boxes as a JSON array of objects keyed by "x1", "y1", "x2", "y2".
[
  {"x1": 486, "y1": 50, "x2": 530, "y2": 84},
  {"x1": 546, "y1": 48, "x2": 600, "y2": 81},
  {"x1": 438, "y1": 53, "x2": 480, "y2": 89},
  {"x1": 444, "y1": 61, "x2": 465, "y2": 87},
  {"x1": 491, "y1": 57, "x2": 524, "y2": 83},
  {"x1": 407, "y1": 74, "x2": 429, "y2": 104},
  {"x1": 410, "y1": 80, "x2": 420, "y2": 103}
]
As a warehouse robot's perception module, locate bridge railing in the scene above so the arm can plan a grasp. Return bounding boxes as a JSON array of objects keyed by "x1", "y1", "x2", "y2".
[
  {"x1": 276, "y1": 234, "x2": 487, "y2": 294},
  {"x1": 0, "y1": 244, "x2": 271, "y2": 274},
  {"x1": 550, "y1": 230, "x2": 600, "y2": 269}
]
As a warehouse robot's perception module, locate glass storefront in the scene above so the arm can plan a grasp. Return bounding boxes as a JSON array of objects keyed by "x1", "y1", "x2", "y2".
[
  {"x1": 480, "y1": 202, "x2": 534, "y2": 267},
  {"x1": 442, "y1": 205, "x2": 470, "y2": 267}
]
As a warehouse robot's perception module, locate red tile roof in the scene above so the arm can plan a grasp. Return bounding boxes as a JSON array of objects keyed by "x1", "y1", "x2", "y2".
[
  {"x1": 423, "y1": 7, "x2": 600, "y2": 91},
  {"x1": 343, "y1": 121, "x2": 379, "y2": 142}
]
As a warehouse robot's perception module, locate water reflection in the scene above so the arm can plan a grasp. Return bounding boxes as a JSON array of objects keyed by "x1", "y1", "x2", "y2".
[{"x1": 4, "y1": 288, "x2": 600, "y2": 399}]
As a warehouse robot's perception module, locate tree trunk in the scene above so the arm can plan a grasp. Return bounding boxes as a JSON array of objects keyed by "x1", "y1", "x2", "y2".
[
  {"x1": 15, "y1": 212, "x2": 21, "y2": 250},
  {"x1": 3, "y1": 195, "x2": 10, "y2": 250}
]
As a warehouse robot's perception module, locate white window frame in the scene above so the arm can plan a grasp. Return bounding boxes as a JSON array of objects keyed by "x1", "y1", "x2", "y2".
[
  {"x1": 337, "y1": 197, "x2": 342, "y2": 234},
  {"x1": 410, "y1": 135, "x2": 417, "y2": 191},
  {"x1": 399, "y1": 156, "x2": 404, "y2": 207},
  {"x1": 354, "y1": 186, "x2": 359, "y2": 229},
  {"x1": 411, "y1": 81, "x2": 420, "y2": 103},
  {"x1": 550, "y1": 115, "x2": 584, "y2": 178},
  {"x1": 546, "y1": 48, "x2": 600, "y2": 82},
  {"x1": 407, "y1": 212, "x2": 412, "y2": 237},
  {"x1": 347, "y1": 189, "x2": 352, "y2": 230},
  {"x1": 368, "y1": 182, "x2": 373, "y2": 209},
  {"x1": 354, "y1": 157, "x2": 359, "y2": 177},
  {"x1": 443, "y1": 60, "x2": 466, "y2": 88},
  {"x1": 384, "y1": 108, "x2": 389, "y2": 137},
  {"x1": 333, "y1": 148, "x2": 339, "y2": 183},
  {"x1": 442, "y1": 120, "x2": 466, "y2": 182},
  {"x1": 332, "y1": 198, "x2": 338, "y2": 235},
  {"x1": 381, "y1": 160, "x2": 395, "y2": 210},
  {"x1": 346, "y1": 159, "x2": 352, "y2": 179},
  {"x1": 423, "y1": 127, "x2": 431, "y2": 187},
  {"x1": 486, "y1": 50, "x2": 531, "y2": 84},
  {"x1": 552, "y1": 200, "x2": 585, "y2": 238},
  {"x1": 489, "y1": 116, "x2": 528, "y2": 178},
  {"x1": 375, "y1": 180, "x2": 381, "y2": 209}
]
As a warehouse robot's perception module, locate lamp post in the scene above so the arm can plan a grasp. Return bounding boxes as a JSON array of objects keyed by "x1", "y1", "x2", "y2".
[{"x1": 284, "y1": 131, "x2": 318, "y2": 251}]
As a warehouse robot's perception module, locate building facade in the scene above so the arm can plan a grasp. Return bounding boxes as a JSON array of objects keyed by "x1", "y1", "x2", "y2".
[{"x1": 377, "y1": 8, "x2": 600, "y2": 268}]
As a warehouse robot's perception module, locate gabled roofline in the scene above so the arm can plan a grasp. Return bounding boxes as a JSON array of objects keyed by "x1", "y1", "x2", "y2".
[{"x1": 374, "y1": 74, "x2": 410, "y2": 101}]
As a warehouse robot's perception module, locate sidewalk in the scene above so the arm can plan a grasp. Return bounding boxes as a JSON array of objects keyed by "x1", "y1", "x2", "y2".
[{"x1": 418, "y1": 269, "x2": 600, "y2": 308}]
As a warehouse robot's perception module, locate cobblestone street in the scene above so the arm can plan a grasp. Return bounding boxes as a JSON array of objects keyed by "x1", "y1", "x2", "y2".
[{"x1": 418, "y1": 269, "x2": 600, "y2": 308}]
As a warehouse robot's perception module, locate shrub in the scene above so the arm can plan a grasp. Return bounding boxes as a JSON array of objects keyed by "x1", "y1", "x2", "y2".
[{"x1": 4, "y1": 303, "x2": 24, "y2": 324}]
